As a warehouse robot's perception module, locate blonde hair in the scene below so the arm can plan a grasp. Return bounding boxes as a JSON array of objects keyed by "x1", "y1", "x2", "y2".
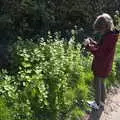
[{"x1": 93, "y1": 13, "x2": 114, "y2": 32}]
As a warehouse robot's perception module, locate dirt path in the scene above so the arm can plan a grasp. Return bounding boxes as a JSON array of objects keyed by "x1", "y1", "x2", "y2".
[
  {"x1": 84, "y1": 87, "x2": 120, "y2": 120},
  {"x1": 100, "y1": 87, "x2": 120, "y2": 120}
]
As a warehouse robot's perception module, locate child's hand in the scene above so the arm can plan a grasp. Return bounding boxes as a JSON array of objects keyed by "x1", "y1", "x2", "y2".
[{"x1": 83, "y1": 38, "x2": 90, "y2": 46}]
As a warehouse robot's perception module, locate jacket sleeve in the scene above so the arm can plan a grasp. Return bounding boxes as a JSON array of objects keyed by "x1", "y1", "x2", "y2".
[{"x1": 86, "y1": 34, "x2": 118, "y2": 57}]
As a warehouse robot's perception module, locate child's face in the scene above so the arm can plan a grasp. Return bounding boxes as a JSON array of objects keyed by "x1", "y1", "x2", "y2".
[{"x1": 96, "y1": 25, "x2": 107, "y2": 35}]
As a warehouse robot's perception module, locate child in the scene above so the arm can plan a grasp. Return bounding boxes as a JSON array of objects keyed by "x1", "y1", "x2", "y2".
[{"x1": 84, "y1": 13, "x2": 119, "y2": 110}]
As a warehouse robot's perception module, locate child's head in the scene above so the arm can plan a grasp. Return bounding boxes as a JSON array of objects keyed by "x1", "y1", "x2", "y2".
[{"x1": 93, "y1": 13, "x2": 114, "y2": 34}]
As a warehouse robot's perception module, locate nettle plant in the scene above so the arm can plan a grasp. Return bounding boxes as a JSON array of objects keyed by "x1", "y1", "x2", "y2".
[
  {"x1": 0, "y1": 34, "x2": 94, "y2": 120},
  {"x1": 0, "y1": 31, "x2": 119, "y2": 120}
]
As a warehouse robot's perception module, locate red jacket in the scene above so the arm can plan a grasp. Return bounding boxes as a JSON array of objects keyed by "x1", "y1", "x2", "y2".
[{"x1": 87, "y1": 30, "x2": 119, "y2": 77}]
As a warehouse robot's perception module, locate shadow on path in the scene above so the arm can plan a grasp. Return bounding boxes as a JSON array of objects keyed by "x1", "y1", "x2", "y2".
[{"x1": 84, "y1": 107, "x2": 104, "y2": 120}]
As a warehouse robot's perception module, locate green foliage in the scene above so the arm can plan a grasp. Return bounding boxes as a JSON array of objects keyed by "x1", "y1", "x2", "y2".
[
  {"x1": 0, "y1": 1, "x2": 120, "y2": 119},
  {"x1": 106, "y1": 62, "x2": 117, "y2": 88},
  {"x1": 0, "y1": 32, "x2": 119, "y2": 120},
  {"x1": 0, "y1": 35, "x2": 94, "y2": 120},
  {"x1": 0, "y1": 97, "x2": 11, "y2": 120},
  {"x1": 115, "y1": 40, "x2": 120, "y2": 84},
  {"x1": 0, "y1": 0, "x2": 120, "y2": 42}
]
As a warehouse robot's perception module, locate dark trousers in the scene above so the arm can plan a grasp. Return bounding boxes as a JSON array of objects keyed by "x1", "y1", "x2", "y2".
[{"x1": 94, "y1": 76, "x2": 106, "y2": 105}]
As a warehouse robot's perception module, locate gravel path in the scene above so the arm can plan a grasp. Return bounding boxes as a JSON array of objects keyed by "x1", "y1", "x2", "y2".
[{"x1": 83, "y1": 87, "x2": 120, "y2": 120}]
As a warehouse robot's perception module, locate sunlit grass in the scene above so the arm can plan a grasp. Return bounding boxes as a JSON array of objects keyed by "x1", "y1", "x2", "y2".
[{"x1": 115, "y1": 38, "x2": 120, "y2": 59}]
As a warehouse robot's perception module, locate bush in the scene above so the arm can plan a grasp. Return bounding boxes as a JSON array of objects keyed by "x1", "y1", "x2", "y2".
[
  {"x1": 0, "y1": 32, "x2": 119, "y2": 120},
  {"x1": 0, "y1": 0, "x2": 120, "y2": 42},
  {"x1": 0, "y1": 35, "x2": 94, "y2": 120}
]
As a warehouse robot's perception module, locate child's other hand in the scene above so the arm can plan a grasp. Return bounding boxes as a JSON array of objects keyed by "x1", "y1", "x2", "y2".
[{"x1": 83, "y1": 38, "x2": 90, "y2": 46}]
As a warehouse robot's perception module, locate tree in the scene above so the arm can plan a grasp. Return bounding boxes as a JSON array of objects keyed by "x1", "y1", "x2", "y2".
[{"x1": 0, "y1": 0, "x2": 120, "y2": 42}]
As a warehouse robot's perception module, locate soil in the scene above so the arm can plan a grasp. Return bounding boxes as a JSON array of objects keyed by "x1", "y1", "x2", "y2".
[{"x1": 83, "y1": 87, "x2": 120, "y2": 120}]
